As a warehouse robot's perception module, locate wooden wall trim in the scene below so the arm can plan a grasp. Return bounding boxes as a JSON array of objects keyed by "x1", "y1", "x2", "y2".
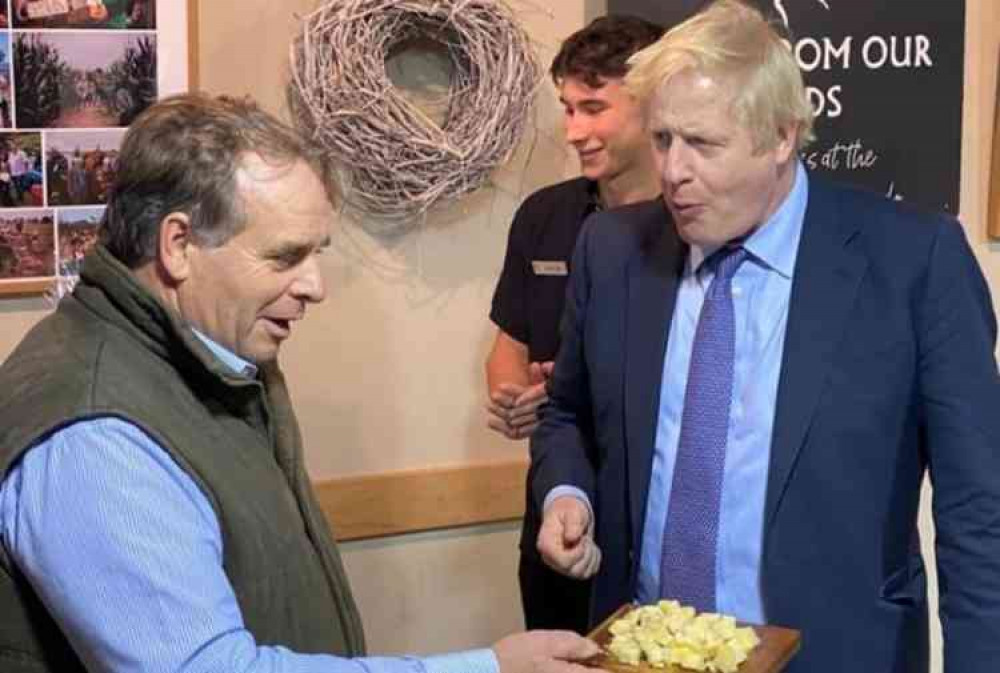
[
  {"x1": 315, "y1": 458, "x2": 528, "y2": 541},
  {"x1": 0, "y1": 279, "x2": 52, "y2": 297},
  {"x1": 991, "y1": 44, "x2": 1000, "y2": 239}
]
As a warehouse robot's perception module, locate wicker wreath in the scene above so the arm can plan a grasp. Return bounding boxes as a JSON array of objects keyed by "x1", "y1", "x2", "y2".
[{"x1": 289, "y1": 0, "x2": 541, "y2": 229}]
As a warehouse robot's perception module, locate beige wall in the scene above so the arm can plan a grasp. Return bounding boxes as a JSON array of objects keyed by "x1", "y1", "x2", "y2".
[{"x1": 0, "y1": 0, "x2": 997, "y2": 665}]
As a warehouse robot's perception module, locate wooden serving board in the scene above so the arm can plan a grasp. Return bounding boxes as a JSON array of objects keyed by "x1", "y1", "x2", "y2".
[{"x1": 584, "y1": 605, "x2": 801, "y2": 673}]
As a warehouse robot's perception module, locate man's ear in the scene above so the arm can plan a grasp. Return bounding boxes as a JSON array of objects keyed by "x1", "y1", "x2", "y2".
[
  {"x1": 774, "y1": 122, "x2": 799, "y2": 164},
  {"x1": 157, "y1": 212, "x2": 195, "y2": 284}
]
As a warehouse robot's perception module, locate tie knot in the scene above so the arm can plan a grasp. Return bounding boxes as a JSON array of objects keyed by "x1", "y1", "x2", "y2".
[{"x1": 704, "y1": 246, "x2": 747, "y2": 298}]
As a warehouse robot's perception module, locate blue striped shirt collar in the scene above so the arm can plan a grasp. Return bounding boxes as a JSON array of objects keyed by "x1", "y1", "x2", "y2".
[{"x1": 190, "y1": 329, "x2": 258, "y2": 379}]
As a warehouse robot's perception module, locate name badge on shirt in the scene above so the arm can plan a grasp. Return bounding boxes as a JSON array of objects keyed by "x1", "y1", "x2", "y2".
[{"x1": 532, "y1": 260, "x2": 568, "y2": 276}]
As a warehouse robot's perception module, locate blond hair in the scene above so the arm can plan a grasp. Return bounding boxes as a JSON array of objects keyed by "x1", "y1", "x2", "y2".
[{"x1": 625, "y1": 0, "x2": 814, "y2": 152}]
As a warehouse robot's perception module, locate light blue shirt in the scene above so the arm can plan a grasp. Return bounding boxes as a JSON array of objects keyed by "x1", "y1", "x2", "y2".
[
  {"x1": 0, "y1": 330, "x2": 497, "y2": 673},
  {"x1": 193, "y1": 328, "x2": 260, "y2": 378},
  {"x1": 635, "y1": 162, "x2": 809, "y2": 622}
]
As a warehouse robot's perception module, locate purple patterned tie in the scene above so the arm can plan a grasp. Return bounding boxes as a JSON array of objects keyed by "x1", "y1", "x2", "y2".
[{"x1": 659, "y1": 245, "x2": 747, "y2": 612}]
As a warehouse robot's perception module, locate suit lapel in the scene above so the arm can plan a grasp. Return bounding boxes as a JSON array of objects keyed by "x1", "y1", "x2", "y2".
[
  {"x1": 625, "y1": 203, "x2": 685, "y2": 549},
  {"x1": 764, "y1": 179, "x2": 868, "y2": 531}
]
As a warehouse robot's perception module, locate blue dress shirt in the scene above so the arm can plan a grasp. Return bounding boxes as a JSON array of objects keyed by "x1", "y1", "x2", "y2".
[
  {"x1": 544, "y1": 163, "x2": 809, "y2": 623},
  {"x1": 635, "y1": 163, "x2": 809, "y2": 621},
  {"x1": 0, "y1": 331, "x2": 498, "y2": 673}
]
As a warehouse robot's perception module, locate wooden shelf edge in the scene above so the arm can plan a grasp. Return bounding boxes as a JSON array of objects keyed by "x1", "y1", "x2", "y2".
[
  {"x1": 314, "y1": 457, "x2": 529, "y2": 542},
  {"x1": 0, "y1": 277, "x2": 54, "y2": 297}
]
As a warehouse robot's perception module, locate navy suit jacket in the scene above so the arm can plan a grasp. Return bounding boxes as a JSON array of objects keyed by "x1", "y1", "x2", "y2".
[{"x1": 530, "y1": 176, "x2": 1000, "y2": 673}]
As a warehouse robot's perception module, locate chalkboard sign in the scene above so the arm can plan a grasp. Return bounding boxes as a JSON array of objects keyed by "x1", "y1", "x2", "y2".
[{"x1": 608, "y1": 0, "x2": 966, "y2": 213}]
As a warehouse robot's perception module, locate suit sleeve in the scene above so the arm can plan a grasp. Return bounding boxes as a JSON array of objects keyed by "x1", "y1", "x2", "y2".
[
  {"x1": 529, "y1": 217, "x2": 599, "y2": 511},
  {"x1": 917, "y1": 217, "x2": 1000, "y2": 669}
]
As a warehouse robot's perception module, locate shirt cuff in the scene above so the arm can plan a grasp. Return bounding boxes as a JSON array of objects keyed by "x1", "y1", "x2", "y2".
[
  {"x1": 423, "y1": 648, "x2": 498, "y2": 673},
  {"x1": 543, "y1": 486, "x2": 594, "y2": 524}
]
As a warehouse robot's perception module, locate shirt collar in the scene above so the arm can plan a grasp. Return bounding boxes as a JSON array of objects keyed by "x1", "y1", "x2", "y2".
[
  {"x1": 688, "y1": 161, "x2": 809, "y2": 280},
  {"x1": 191, "y1": 329, "x2": 258, "y2": 379}
]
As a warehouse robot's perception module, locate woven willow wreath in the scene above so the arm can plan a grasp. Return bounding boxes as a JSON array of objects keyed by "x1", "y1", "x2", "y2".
[{"x1": 289, "y1": 0, "x2": 541, "y2": 228}]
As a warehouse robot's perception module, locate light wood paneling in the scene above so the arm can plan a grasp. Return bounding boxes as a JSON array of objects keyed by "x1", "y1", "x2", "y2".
[
  {"x1": 316, "y1": 458, "x2": 528, "y2": 541},
  {"x1": 0, "y1": 279, "x2": 52, "y2": 297},
  {"x1": 990, "y1": 45, "x2": 1000, "y2": 239}
]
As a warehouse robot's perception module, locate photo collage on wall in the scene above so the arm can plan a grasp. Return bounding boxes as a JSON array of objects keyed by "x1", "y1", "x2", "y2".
[{"x1": 0, "y1": 0, "x2": 156, "y2": 287}]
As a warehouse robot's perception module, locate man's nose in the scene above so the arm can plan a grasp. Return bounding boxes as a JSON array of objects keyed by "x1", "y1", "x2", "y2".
[
  {"x1": 660, "y1": 140, "x2": 691, "y2": 187},
  {"x1": 564, "y1": 113, "x2": 590, "y2": 145},
  {"x1": 291, "y1": 256, "x2": 326, "y2": 304}
]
